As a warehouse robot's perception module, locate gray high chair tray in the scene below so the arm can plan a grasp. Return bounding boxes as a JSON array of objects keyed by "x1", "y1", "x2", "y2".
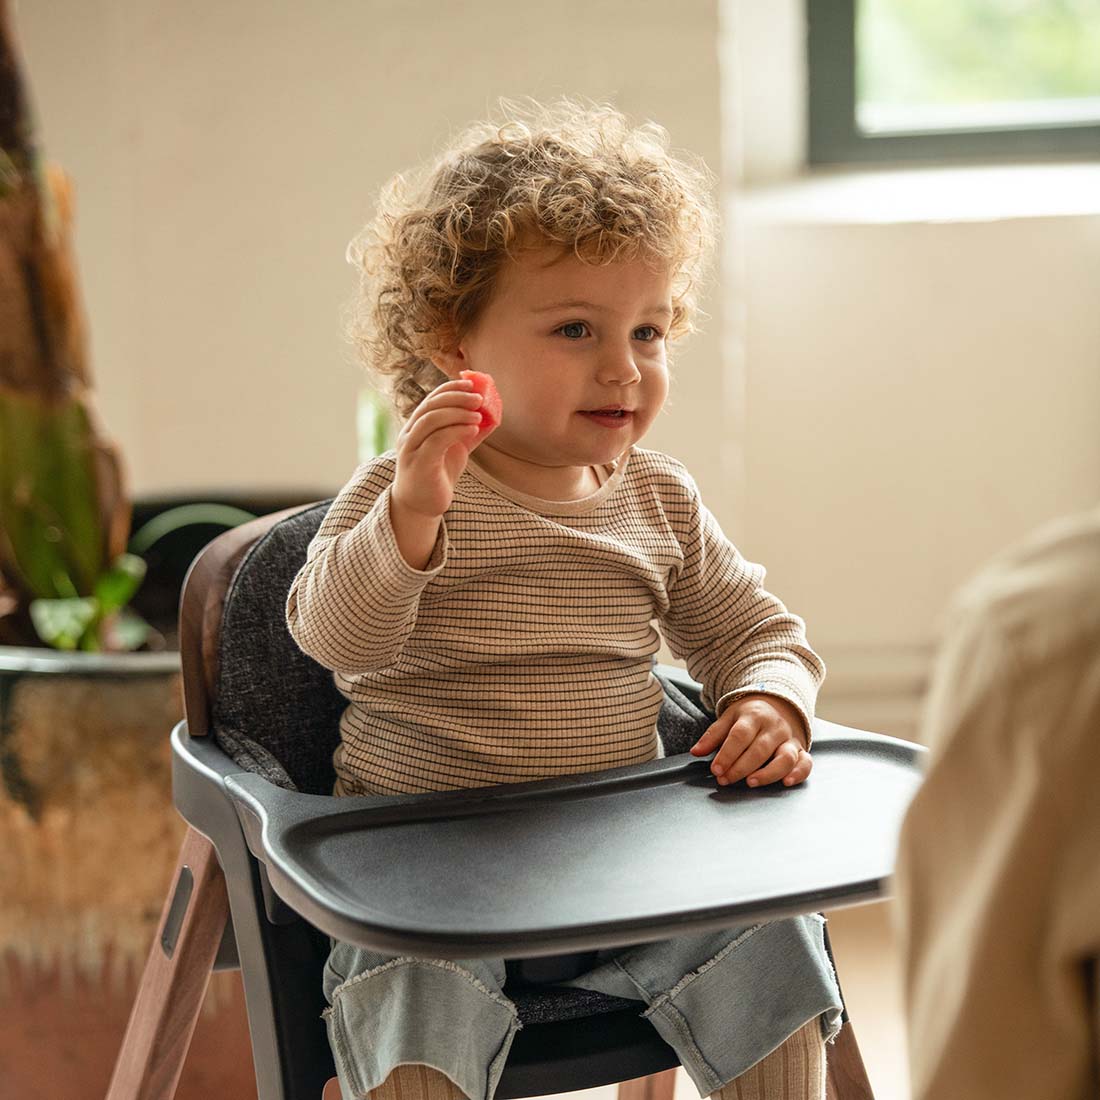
[{"x1": 220, "y1": 720, "x2": 922, "y2": 959}]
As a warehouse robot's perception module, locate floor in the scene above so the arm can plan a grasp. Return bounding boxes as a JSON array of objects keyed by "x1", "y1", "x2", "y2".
[
  {"x1": 540, "y1": 900, "x2": 910, "y2": 1100},
  {"x1": 10, "y1": 898, "x2": 907, "y2": 1100}
]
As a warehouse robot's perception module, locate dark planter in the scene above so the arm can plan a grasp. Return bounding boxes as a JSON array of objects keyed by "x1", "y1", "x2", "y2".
[{"x1": 0, "y1": 489, "x2": 323, "y2": 1100}]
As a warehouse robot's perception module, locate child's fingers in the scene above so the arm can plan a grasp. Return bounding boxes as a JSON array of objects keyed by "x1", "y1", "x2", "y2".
[
  {"x1": 713, "y1": 728, "x2": 781, "y2": 784},
  {"x1": 744, "y1": 741, "x2": 803, "y2": 788},
  {"x1": 399, "y1": 379, "x2": 479, "y2": 421},
  {"x1": 401, "y1": 408, "x2": 483, "y2": 453},
  {"x1": 432, "y1": 377, "x2": 477, "y2": 396},
  {"x1": 469, "y1": 416, "x2": 499, "y2": 446},
  {"x1": 420, "y1": 396, "x2": 484, "y2": 423},
  {"x1": 781, "y1": 750, "x2": 813, "y2": 787},
  {"x1": 688, "y1": 714, "x2": 734, "y2": 755},
  {"x1": 417, "y1": 422, "x2": 481, "y2": 462},
  {"x1": 399, "y1": 390, "x2": 482, "y2": 438},
  {"x1": 422, "y1": 388, "x2": 484, "y2": 411}
]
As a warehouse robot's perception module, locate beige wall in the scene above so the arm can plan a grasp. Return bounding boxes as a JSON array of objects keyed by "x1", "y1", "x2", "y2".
[
  {"x1": 16, "y1": 0, "x2": 727, "y2": 505},
  {"x1": 17, "y1": 1, "x2": 1100, "y2": 739},
  {"x1": 736, "y1": 207, "x2": 1100, "y2": 735},
  {"x1": 721, "y1": 0, "x2": 1100, "y2": 736}
]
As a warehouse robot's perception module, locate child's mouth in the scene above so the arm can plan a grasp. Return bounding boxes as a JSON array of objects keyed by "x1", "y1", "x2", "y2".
[{"x1": 580, "y1": 408, "x2": 633, "y2": 427}]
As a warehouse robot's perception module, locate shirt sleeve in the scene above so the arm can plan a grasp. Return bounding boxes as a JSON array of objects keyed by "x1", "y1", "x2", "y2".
[
  {"x1": 285, "y1": 459, "x2": 448, "y2": 675},
  {"x1": 658, "y1": 471, "x2": 825, "y2": 748}
]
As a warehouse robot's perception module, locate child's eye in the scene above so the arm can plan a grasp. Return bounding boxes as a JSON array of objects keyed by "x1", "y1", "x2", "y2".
[
  {"x1": 555, "y1": 322, "x2": 665, "y2": 341},
  {"x1": 557, "y1": 321, "x2": 589, "y2": 339}
]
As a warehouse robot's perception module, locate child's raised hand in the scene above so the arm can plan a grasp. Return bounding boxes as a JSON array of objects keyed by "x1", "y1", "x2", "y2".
[
  {"x1": 392, "y1": 378, "x2": 490, "y2": 520},
  {"x1": 688, "y1": 694, "x2": 813, "y2": 789}
]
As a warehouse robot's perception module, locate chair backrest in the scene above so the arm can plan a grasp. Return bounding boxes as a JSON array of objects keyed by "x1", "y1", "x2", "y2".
[
  {"x1": 214, "y1": 503, "x2": 349, "y2": 794},
  {"x1": 180, "y1": 501, "x2": 345, "y2": 794},
  {"x1": 178, "y1": 502, "x2": 712, "y2": 796}
]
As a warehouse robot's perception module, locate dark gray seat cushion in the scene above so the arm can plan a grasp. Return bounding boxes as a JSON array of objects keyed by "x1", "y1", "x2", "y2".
[{"x1": 213, "y1": 503, "x2": 343, "y2": 794}]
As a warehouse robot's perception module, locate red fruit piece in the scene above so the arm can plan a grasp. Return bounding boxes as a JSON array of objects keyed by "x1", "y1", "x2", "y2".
[{"x1": 459, "y1": 370, "x2": 502, "y2": 443}]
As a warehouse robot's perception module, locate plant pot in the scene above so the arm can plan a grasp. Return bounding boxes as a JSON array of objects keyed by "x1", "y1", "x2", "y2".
[
  {"x1": 0, "y1": 647, "x2": 257, "y2": 1098},
  {"x1": 0, "y1": 491, "x2": 324, "y2": 1098}
]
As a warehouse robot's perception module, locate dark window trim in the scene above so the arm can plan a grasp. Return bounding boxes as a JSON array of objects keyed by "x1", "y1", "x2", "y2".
[{"x1": 807, "y1": 0, "x2": 1100, "y2": 165}]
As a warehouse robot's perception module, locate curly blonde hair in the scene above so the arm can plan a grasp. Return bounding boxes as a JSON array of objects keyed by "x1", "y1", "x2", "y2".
[{"x1": 345, "y1": 97, "x2": 719, "y2": 418}]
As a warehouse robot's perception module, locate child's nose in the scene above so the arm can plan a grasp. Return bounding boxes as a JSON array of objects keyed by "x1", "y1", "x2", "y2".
[{"x1": 595, "y1": 349, "x2": 642, "y2": 386}]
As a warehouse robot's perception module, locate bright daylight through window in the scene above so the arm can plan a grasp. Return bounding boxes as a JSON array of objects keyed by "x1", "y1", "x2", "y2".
[{"x1": 857, "y1": 0, "x2": 1100, "y2": 135}]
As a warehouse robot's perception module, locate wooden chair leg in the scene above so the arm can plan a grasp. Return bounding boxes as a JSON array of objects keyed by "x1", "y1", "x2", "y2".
[
  {"x1": 106, "y1": 826, "x2": 230, "y2": 1100},
  {"x1": 618, "y1": 1067, "x2": 678, "y2": 1100},
  {"x1": 825, "y1": 1020, "x2": 874, "y2": 1100}
]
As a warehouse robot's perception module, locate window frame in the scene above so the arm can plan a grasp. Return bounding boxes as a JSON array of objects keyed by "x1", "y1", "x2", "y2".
[{"x1": 807, "y1": 0, "x2": 1100, "y2": 165}]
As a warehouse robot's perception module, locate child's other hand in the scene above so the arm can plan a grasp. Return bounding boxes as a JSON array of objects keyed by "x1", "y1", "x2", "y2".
[
  {"x1": 688, "y1": 694, "x2": 812, "y2": 789},
  {"x1": 392, "y1": 378, "x2": 488, "y2": 520}
]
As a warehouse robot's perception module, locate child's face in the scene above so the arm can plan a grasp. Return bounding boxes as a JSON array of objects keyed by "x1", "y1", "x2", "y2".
[{"x1": 435, "y1": 246, "x2": 674, "y2": 483}]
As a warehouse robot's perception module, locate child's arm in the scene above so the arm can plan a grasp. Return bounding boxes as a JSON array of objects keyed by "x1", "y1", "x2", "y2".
[
  {"x1": 286, "y1": 379, "x2": 486, "y2": 674},
  {"x1": 659, "y1": 473, "x2": 825, "y2": 786}
]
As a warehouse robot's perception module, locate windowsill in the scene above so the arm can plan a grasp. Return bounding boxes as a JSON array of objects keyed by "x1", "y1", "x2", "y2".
[{"x1": 736, "y1": 160, "x2": 1100, "y2": 225}]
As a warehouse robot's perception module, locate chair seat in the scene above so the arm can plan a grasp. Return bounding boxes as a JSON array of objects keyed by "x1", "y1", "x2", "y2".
[
  {"x1": 496, "y1": 1005, "x2": 678, "y2": 1100},
  {"x1": 505, "y1": 983, "x2": 644, "y2": 1025}
]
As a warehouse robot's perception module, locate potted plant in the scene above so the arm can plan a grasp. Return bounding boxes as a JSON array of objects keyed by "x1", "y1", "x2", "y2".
[{"x1": 0, "y1": 6, "x2": 328, "y2": 1096}]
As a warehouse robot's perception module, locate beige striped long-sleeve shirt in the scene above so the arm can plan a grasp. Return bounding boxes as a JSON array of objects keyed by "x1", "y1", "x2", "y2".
[{"x1": 286, "y1": 446, "x2": 825, "y2": 797}]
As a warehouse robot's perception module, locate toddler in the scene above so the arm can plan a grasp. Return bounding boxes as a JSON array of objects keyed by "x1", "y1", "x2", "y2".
[{"x1": 287, "y1": 99, "x2": 842, "y2": 1100}]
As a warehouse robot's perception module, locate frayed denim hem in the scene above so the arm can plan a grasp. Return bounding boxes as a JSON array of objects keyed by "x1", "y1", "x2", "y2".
[
  {"x1": 323, "y1": 956, "x2": 522, "y2": 1100},
  {"x1": 609, "y1": 916, "x2": 843, "y2": 1097}
]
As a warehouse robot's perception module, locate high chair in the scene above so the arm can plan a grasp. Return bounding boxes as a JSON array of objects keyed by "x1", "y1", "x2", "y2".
[{"x1": 107, "y1": 503, "x2": 925, "y2": 1100}]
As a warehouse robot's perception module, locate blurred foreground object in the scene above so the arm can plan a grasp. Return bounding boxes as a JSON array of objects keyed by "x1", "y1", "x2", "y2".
[{"x1": 894, "y1": 505, "x2": 1100, "y2": 1100}]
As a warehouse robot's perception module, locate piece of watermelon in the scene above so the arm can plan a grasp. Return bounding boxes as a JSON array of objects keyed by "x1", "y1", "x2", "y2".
[{"x1": 459, "y1": 370, "x2": 503, "y2": 444}]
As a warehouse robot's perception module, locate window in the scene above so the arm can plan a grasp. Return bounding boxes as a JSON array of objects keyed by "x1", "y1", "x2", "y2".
[{"x1": 808, "y1": 0, "x2": 1100, "y2": 164}]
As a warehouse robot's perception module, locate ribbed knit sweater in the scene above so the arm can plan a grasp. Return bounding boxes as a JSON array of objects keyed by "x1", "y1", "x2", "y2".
[{"x1": 286, "y1": 446, "x2": 825, "y2": 796}]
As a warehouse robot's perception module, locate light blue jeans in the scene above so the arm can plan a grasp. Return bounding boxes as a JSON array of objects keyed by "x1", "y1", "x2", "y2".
[{"x1": 322, "y1": 914, "x2": 843, "y2": 1100}]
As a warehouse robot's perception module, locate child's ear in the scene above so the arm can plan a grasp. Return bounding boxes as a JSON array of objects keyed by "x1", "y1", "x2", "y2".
[{"x1": 429, "y1": 342, "x2": 471, "y2": 380}]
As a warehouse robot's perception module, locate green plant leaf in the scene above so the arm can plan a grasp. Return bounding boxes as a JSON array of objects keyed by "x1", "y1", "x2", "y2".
[
  {"x1": 357, "y1": 387, "x2": 395, "y2": 462},
  {"x1": 0, "y1": 389, "x2": 108, "y2": 598},
  {"x1": 29, "y1": 596, "x2": 98, "y2": 650},
  {"x1": 104, "y1": 607, "x2": 150, "y2": 652},
  {"x1": 94, "y1": 552, "x2": 146, "y2": 615},
  {"x1": 127, "y1": 504, "x2": 256, "y2": 556}
]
